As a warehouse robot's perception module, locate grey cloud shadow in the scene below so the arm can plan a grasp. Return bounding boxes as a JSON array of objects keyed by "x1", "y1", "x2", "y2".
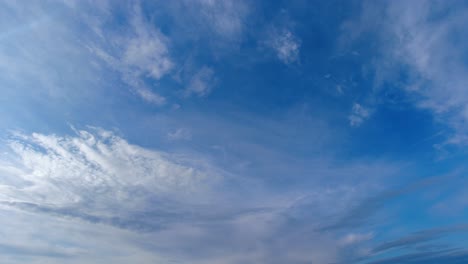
[
  {"x1": 340, "y1": 224, "x2": 468, "y2": 264},
  {"x1": 371, "y1": 224, "x2": 468, "y2": 254},
  {"x1": 0, "y1": 200, "x2": 276, "y2": 233}
]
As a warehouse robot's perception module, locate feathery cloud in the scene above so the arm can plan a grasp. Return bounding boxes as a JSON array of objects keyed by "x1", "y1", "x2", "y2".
[{"x1": 0, "y1": 128, "x2": 220, "y2": 229}]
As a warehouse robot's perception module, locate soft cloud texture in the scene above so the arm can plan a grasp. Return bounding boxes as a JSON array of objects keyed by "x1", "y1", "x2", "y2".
[
  {"x1": 349, "y1": 103, "x2": 371, "y2": 127},
  {"x1": 86, "y1": 3, "x2": 173, "y2": 105},
  {"x1": 347, "y1": 0, "x2": 468, "y2": 145},
  {"x1": 194, "y1": 0, "x2": 249, "y2": 39},
  {"x1": 267, "y1": 28, "x2": 301, "y2": 64},
  {"x1": 0, "y1": 128, "x2": 219, "y2": 228},
  {"x1": 185, "y1": 66, "x2": 217, "y2": 97},
  {"x1": 0, "y1": 207, "x2": 170, "y2": 264},
  {"x1": 387, "y1": 1, "x2": 468, "y2": 146},
  {"x1": 0, "y1": 128, "x2": 403, "y2": 263},
  {"x1": 2, "y1": 1, "x2": 468, "y2": 263},
  {"x1": 167, "y1": 128, "x2": 192, "y2": 141}
]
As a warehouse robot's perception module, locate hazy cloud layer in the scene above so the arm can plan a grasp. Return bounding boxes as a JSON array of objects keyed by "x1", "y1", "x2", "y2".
[{"x1": 0, "y1": 128, "x2": 403, "y2": 263}]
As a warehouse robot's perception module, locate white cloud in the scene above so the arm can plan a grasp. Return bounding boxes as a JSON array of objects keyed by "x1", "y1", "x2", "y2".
[
  {"x1": 0, "y1": 128, "x2": 219, "y2": 220},
  {"x1": 134, "y1": 87, "x2": 167, "y2": 105},
  {"x1": 0, "y1": 128, "x2": 401, "y2": 264},
  {"x1": 339, "y1": 232, "x2": 374, "y2": 246},
  {"x1": 86, "y1": 3, "x2": 173, "y2": 105},
  {"x1": 185, "y1": 66, "x2": 217, "y2": 97},
  {"x1": 0, "y1": 1, "x2": 172, "y2": 106},
  {"x1": 122, "y1": 33, "x2": 173, "y2": 80},
  {"x1": 191, "y1": 0, "x2": 249, "y2": 39},
  {"x1": 122, "y1": 6, "x2": 174, "y2": 80},
  {"x1": 267, "y1": 29, "x2": 301, "y2": 64},
  {"x1": 1, "y1": 1, "x2": 244, "y2": 106},
  {"x1": 351, "y1": 1, "x2": 468, "y2": 145},
  {"x1": 168, "y1": 128, "x2": 192, "y2": 141},
  {"x1": 349, "y1": 103, "x2": 371, "y2": 127}
]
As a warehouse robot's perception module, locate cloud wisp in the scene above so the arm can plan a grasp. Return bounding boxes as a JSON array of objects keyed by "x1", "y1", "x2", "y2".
[
  {"x1": 3, "y1": 1, "x2": 468, "y2": 263},
  {"x1": 0, "y1": 128, "x2": 405, "y2": 264},
  {"x1": 84, "y1": 3, "x2": 173, "y2": 105},
  {"x1": 185, "y1": 66, "x2": 217, "y2": 97},
  {"x1": 349, "y1": 103, "x2": 371, "y2": 127},
  {"x1": 0, "y1": 128, "x2": 222, "y2": 229},
  {"x1": 266, "y1": 28, "x2": 301, "y2": 64},
  {"x1": 345, "y1": 0, "x2": 468, "y2": 146}
]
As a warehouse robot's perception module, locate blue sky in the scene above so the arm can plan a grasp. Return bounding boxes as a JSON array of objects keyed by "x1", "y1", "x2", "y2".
[{"x1": 1, "y1": 0, "x2": 468, "y2": 263}]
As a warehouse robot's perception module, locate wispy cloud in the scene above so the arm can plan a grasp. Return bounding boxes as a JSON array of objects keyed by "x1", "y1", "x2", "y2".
[
  {"x1": 349, "y1": 103, "x2": 371, "y2": 127},
  {"x1": 5, "y1": 1, "x2": 466, "y2": 263},
  {"x1": 167, "y1": 128, "x2": 192, "y2": 141},
  {"x1": 0, "y1": 128, "x2": 220, "y2": 226},
  {"x1": 365, "y1": 224, "x2": 468, "y2": 264},
  {"x1": 85, "y1": 3, "x2": 173, "y2": 105},
  {"x1": 0, "y1": 1, "x2": 172, "y2": 106},
  {"x1": 0, "y1": 1, "x2": 99, "y2": 102},
  {"x1": 194, "y1": 0, "x2": 249, "y2": 39},
  {"x1": 267, "y1": 28, "x2": 301, "y2": 64},
  {"x1": 348, "y1": 1, "x2": 468, "y2": 145},
  {"x1": 0, "y1": 127, "x2": 403, "y2": 263},
  {"x1": 122, "y1": 18, "x2": 173, "y2": 80},
  {"x1": 185, "y1": 66, "x2": 217, "y2": 97},
  {"x1": 0, "y1": 207, "x2": 169, "y2": 264},
  {"x1": 134, "y1": 87, "x2": 167, "y2": 105}
]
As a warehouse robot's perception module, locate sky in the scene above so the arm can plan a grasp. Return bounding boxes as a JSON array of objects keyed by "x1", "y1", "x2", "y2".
[{"x1": 1, "y1": 0, "x2": 468, "y2": 263}]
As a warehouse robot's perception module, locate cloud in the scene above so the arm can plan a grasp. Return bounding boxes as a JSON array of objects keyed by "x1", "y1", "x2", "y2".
[
  {"x1": 0, "y1": 1, "x2": 100, "y2": 102},
  {"x1": 370, "y1": 224, "x2": 468, "y2": 255},
  {"x1": 339, "y1": 232, "x2": 374, "y2": 246},
  {"x1": 321, "y1": 172, "x2": 468, "y2": 263},
  {"x1": 349, "y1": 103, "x2": 371, "y2": 127},
  {"x1": 85, "y1": 3, "x2": 173, "y2": 105},
  {"x1": 121, "y1": 24, "x2": 173, "y2": 80},
  {"x1": 0, "y1": 127, "x2": 406, "y2": 263},
  {"x1": 0, "y1": 1, "x2": 172, "y2": 106},
  {"x1": 168, "y1": 128, "x2": 192, "y2": 141},
  {"x1": 0, "y1": 128, "x2": 221, "y2": 228},
  {"x1": 0, "y1": 207, "x2": 169, "y2": 264},
  {"x1": 81, "y1": 1, "x2": 237, "y2": 103},
  {"x1": 185, "y1": 66, "x2": 217, "y2": 97},
  {"x1": 267, "y1": 28, "x2": 301, "y2": 64},
  {"x1": 319, "y1": 172, "x2": 458, "y2": 232},
  {"x1": 134, "y1": 87, "x2": 167, "y2": 105},
  {"x1": 346, "y1": 1, "x2": 468, "y2": 145},
  {"x1": 0, "y1": 0, "x2": 248, "y2": 109},
  {"x1": 389, "y1": 1, "x2": 468, "y2": 147},
  {"x1": 185, "y1": 0, "x2": 249, "y2": 40}
]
